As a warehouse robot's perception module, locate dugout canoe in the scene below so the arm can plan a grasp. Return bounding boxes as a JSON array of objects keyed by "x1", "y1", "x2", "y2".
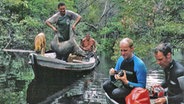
[{"x1": 28, "y1": 51, "x2": 100, "y2": 81}]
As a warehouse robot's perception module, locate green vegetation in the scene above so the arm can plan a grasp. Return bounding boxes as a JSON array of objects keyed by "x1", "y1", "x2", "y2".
[{"x1": 1, "y1": 0, "x2": 183, "y2": 59}]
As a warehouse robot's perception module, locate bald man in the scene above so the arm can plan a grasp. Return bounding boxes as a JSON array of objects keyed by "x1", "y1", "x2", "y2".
[{"x1": 103, "y1": 38, "x2": 147, "y2": 104}]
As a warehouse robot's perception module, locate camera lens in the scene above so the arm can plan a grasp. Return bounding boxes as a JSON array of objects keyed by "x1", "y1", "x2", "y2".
[
  {"x1": 119, "y1": 70, "x2": 124, "y2": 77},
  {"x1": 114, "y1": 71, "x2": 118, "y2": 74}
]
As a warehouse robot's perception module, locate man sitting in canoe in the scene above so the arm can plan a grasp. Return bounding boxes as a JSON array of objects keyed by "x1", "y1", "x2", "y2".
[
  {"x1": 103, "y1": 38, "x2": 147, "y2": 104},
  {"x1": 80, "y1": 33, "x2": 96, "y2": 58},
  {"x1": 153, "y1": 43, "x2": 184, "y2": 104}
]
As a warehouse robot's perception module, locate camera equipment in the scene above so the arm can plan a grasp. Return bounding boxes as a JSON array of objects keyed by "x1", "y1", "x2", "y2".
[
  {"x1": 114, "y1": 71, "x2": 118, "y2": 74},
  {"x1": 118, "y1": 70, "x2": 124, "y2": 77}
]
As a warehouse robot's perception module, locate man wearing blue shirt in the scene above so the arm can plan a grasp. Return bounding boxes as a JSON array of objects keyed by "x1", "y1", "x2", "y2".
[{"x1": 103, "y1": 38, "x2": 147, "y2": 104}]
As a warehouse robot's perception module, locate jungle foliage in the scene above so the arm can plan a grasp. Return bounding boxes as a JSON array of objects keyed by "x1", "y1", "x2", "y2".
[{"x1": 1, "y1": 0, "x2": 183, "y2": 60}]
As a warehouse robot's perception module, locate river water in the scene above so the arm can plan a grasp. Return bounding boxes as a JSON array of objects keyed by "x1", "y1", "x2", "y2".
[
  {"x1": 26, "y1": 52, "x2": 113, "y2": 104},
  {"x1": 0, "y1": 49, "x2": 184, "y2": 104}
]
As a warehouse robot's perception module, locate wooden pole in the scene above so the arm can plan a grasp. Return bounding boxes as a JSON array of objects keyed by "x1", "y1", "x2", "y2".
[{"x1": 2, "y1": 49, "x2": 35, "y2": 53}]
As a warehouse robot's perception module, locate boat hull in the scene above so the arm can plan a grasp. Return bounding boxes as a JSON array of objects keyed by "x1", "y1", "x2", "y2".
[
  {"x1": 28, "y1": 52, "x2": 99, "y2": 82},
  {"x1": 105, "y1": 93, "x2": 119, "y2": 104}
]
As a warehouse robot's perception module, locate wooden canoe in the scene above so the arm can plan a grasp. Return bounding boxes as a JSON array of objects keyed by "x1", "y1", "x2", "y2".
[{"x1": 28, "y1": 51, "x2": 100, "y2": 81}]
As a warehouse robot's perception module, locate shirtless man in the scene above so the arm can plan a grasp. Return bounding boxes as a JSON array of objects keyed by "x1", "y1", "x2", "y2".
[{"x1": 80, "y1": 33, "x2": 96, "y2": 52}]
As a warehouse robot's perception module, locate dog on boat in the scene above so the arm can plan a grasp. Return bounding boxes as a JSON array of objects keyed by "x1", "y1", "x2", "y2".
[{"x1": 34, "y1": 32, "x2": 46, "y2": 55}]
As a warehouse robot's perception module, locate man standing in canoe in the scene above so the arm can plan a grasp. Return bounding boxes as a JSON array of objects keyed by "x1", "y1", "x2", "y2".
[{"x1": 45, "y1": 2, "x2": 82, "y2": 60}]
